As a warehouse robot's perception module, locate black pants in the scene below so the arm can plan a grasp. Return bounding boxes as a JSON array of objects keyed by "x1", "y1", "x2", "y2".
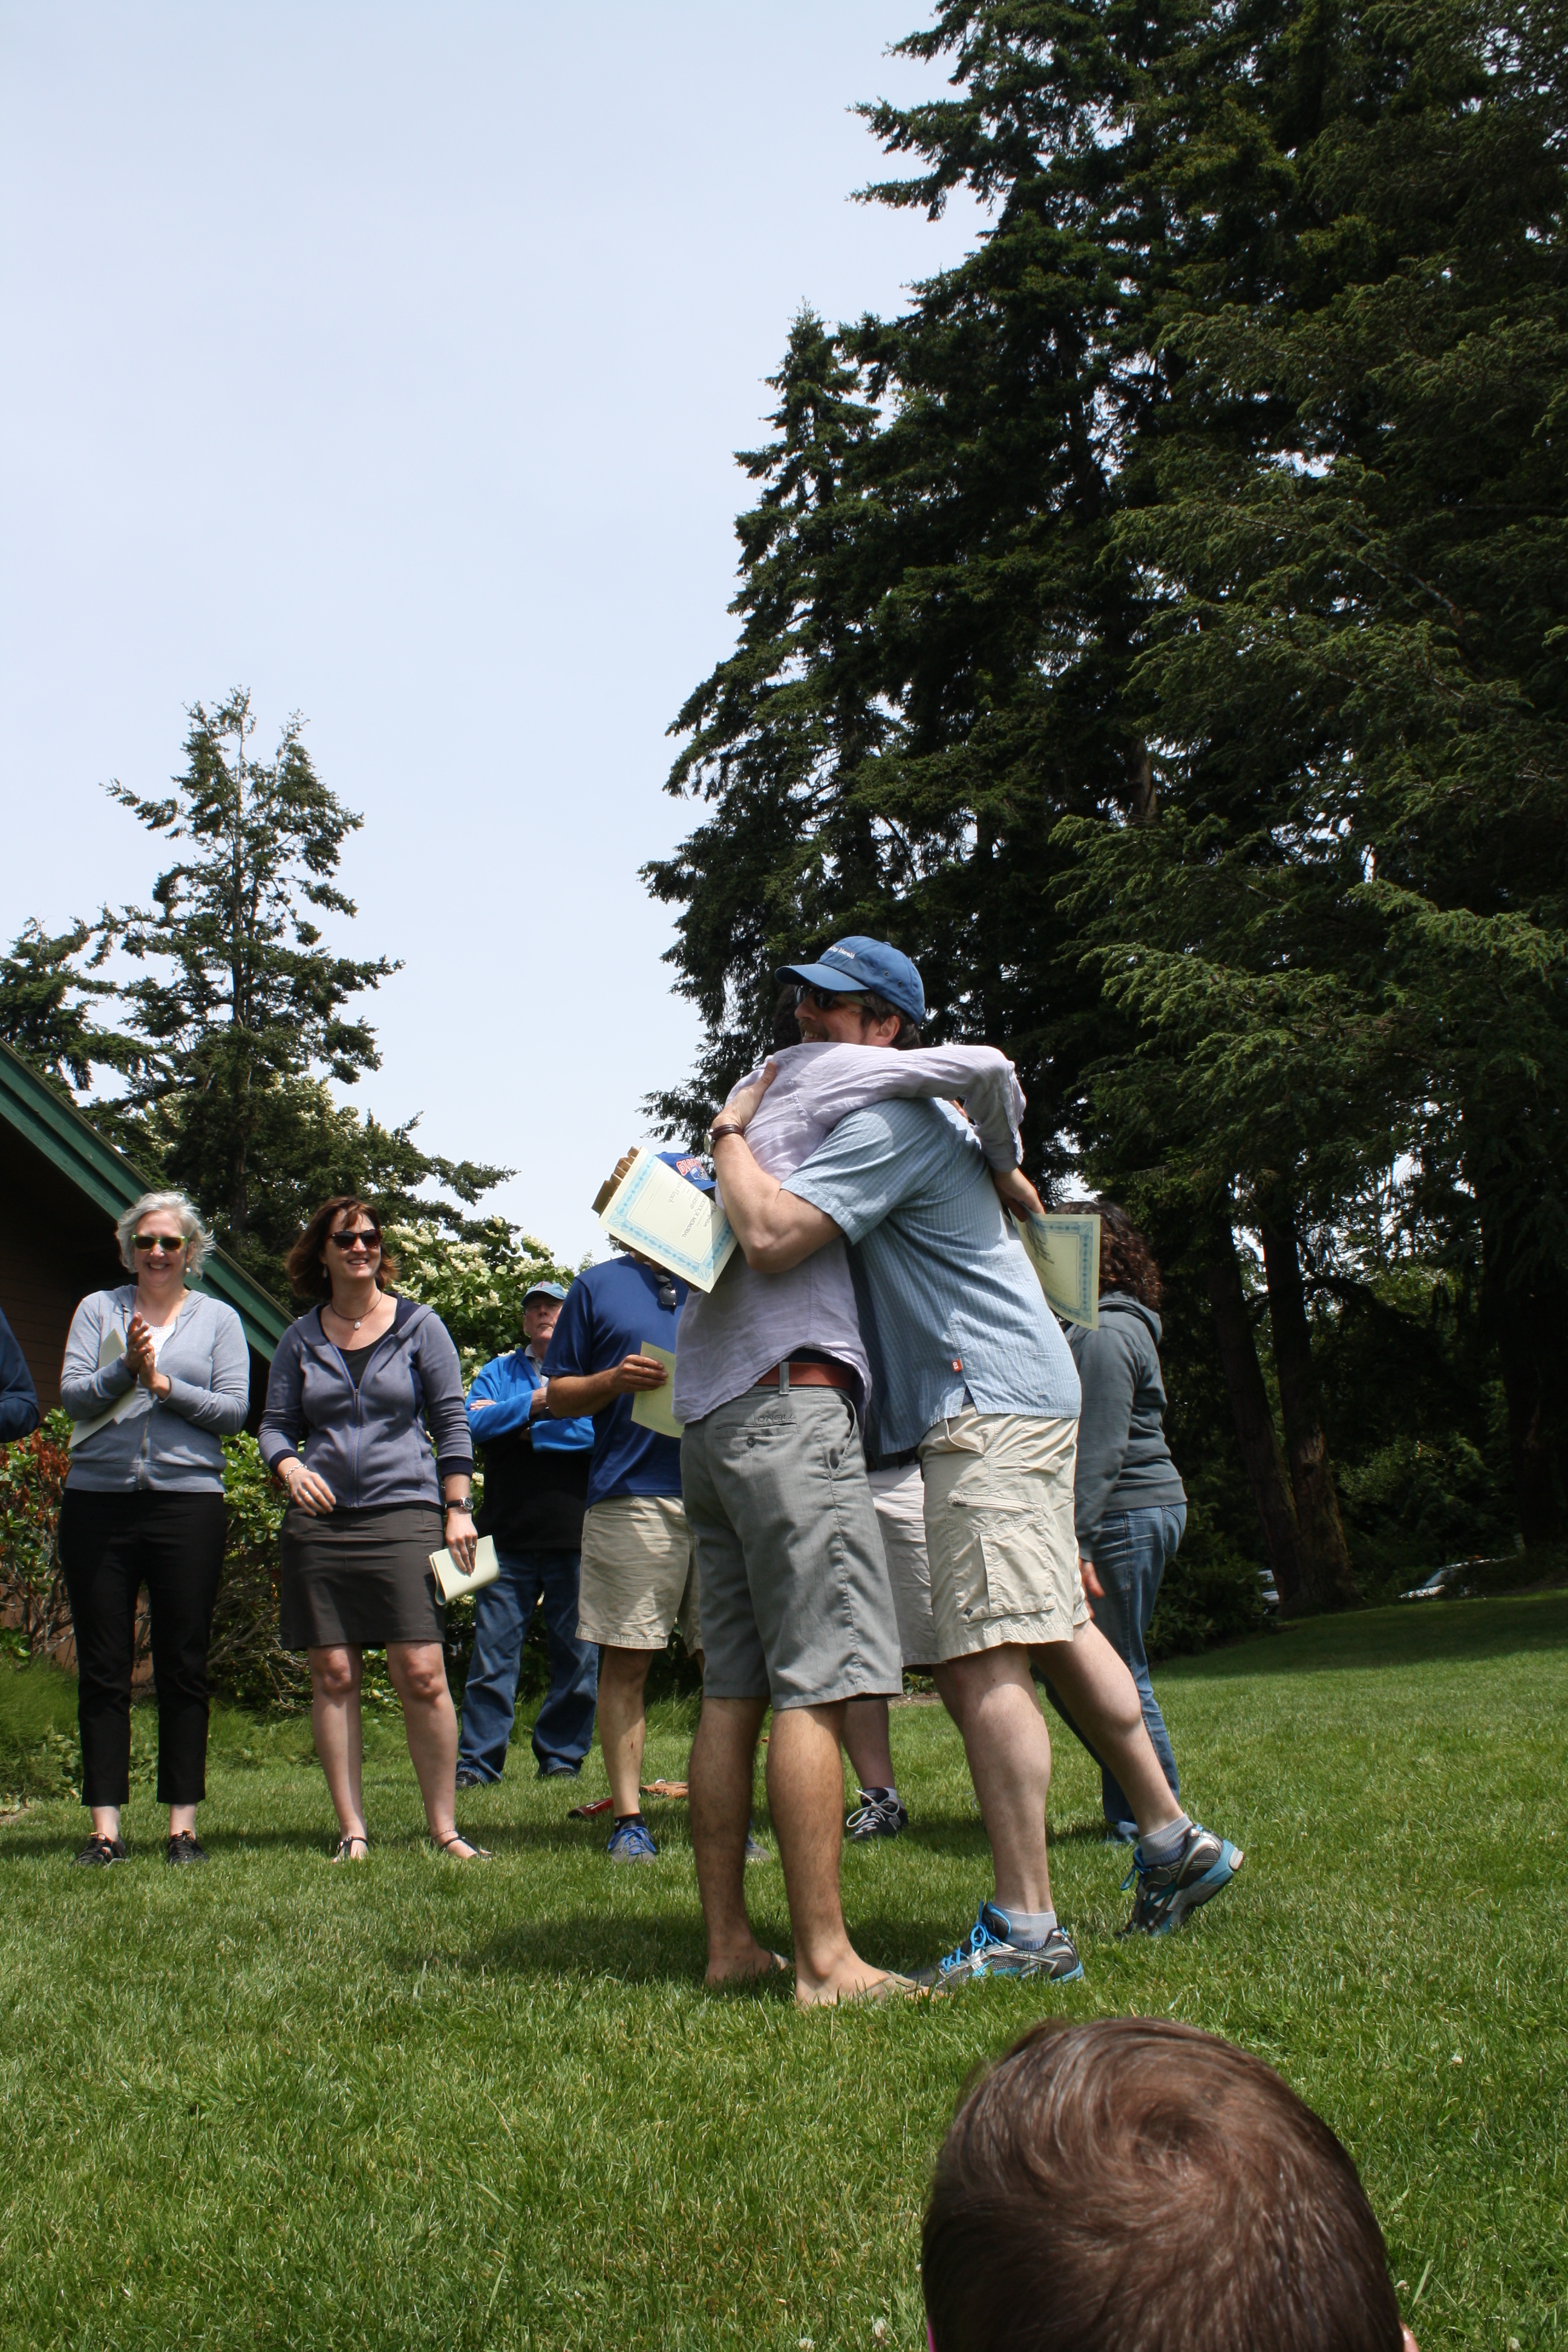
[{"x1": 58, "y1": 1489, "x2": 228, "y2": 1807}]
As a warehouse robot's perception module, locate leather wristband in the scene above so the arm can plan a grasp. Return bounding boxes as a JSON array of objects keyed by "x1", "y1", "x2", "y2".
[{"x1": 708, "y1": 1120, "x2": 746, "y2": 1144}]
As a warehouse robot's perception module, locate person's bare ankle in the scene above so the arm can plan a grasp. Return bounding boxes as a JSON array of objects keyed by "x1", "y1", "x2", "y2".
[{"x1": 704, "y1": 1937, "x2": 779, "y2": 1985}]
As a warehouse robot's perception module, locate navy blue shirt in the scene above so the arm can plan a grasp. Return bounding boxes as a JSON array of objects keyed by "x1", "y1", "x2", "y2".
[{"x1": 543, "y1": 1258, "x2": 688, "y2": 1506}]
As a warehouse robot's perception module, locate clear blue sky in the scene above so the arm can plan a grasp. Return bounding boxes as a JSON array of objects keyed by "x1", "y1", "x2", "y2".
[{"x1": 1, "y1": 4, "x2": 983, "y2": 1263}]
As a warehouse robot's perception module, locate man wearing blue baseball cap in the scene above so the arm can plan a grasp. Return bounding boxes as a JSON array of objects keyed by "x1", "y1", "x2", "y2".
[
  {"x1": 699, "y1": 936, "x2": 1244, "y2": 1987},
  {"x1": 457, "y1": 1281, "x2": 598, "y2": 1788}
]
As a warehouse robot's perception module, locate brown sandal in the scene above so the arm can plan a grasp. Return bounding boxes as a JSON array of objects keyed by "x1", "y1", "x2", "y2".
[
  {"x1": 432, "y1": 1832, "x2": 492, "y2": 1860},
  {"x1": 330, "y1": 1832, "x2": 370, "y2": 1861}
]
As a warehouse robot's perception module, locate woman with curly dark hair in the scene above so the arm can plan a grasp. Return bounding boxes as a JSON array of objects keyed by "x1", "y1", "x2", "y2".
[
  {"x1": 258, "y1": 1196, "x2": 486, "y2": 1861},
  {"x1": 1065, "y1": 1200, "x2": 1189, "y2": 1840}
]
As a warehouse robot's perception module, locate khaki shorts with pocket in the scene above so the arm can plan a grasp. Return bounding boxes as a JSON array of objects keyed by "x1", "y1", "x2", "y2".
[
  {"x1": 577, "y1": 1494, "x2": 701, "y2": 1653},
  {"x1": 918, "y1": 1408, "x2": 1086, "y2": 1661}
]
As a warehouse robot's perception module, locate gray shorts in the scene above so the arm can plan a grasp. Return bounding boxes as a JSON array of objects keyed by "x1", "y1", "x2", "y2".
[{"x1": 680, "y1": 1387, "x2": 903, "y2": 1709}]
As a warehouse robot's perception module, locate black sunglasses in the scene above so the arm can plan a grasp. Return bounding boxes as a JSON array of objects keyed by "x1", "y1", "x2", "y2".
[
  {"x1": 326, "y1": 1228, "x2": 381, "y2": 1250},
  {"x1": 796, "y1": 983, "x2": 867, "y2": 1014},
  {"x1": 657, "y1": 1275, "x2": 679, "y2": 1312},
  {"x1": 132, "y1": 1233, "x2": 186, "y2": 1253}
]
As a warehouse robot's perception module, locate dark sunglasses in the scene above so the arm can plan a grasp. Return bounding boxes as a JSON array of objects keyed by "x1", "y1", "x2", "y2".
[
  {"x1": 326, "y1": 1228, "x2": 381, "y2": 1250},
  {"x1": 796, "y1": 982, "x2": 867, "y2": 1014},
  {"x1": 132, "y1": 1233, "x2": 186, "y2": 1253},
  {"x1": 657, "y1": 1275, "x2": 679, "y2": 1312}
]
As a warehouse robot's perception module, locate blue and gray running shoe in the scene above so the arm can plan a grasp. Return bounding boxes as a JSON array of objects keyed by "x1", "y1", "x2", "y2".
[
  {"x1": 1119, "y1": 1823, "x2": 1244, "y2": 1936},
  {"x1": 845, "y1": 1788, "x2": 910, "y2": 1841},
  {"x1": 606, "y1": 1818, "x2": 659, "y2": 1863},
  {"x1": 913, "y1": 1900, "x2": 1084, "y2": 1990}
]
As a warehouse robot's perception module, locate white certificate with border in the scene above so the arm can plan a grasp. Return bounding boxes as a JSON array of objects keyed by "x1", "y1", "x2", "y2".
[
  {"x1": 598, "y1": 1149, "x2": 737, "y2": 1293},
  {"x1": 1018, "y1": 1213, "x2": 1100, "y2": 1329}
]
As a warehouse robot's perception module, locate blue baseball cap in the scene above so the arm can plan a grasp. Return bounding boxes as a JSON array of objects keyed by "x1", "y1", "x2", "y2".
[
  {"x1": 522, "y1": 1279, "x2": 569, "y2": 1305},
  {"x1": 657, "y1": 1148, "x2": 716, "y2": 1195},
  {"x1": 776, "y1": 935, "x2": 926, "y2": 1026}
]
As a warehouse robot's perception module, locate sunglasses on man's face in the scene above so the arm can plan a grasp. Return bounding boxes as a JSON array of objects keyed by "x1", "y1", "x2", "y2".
[
  {"x1": 133, "y1": 1233, "x2": 186, "y2": 1253},
  {"x1": 327, "y1": 1229, "x2": 381, "y2": 1250},
  {"x1": 796, "y1": 984, "x2": 867, "y2": 1014}
]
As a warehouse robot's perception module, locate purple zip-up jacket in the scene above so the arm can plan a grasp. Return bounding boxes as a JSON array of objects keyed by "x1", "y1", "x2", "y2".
[{"x1": 258, "y1": 1297, "x2": 472, "y2": 1509}]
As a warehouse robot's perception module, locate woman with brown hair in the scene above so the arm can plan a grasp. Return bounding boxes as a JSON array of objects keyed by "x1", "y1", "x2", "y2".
[
  {"x1": 1064, "y1": 1201, "x2": 1189, "y2": 1840},
  {"x1": 258, "y1": 1196, "x2": 486, "y2": 1860}
]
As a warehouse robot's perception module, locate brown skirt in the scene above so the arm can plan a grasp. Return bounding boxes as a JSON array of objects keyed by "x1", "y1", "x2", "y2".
[{"x1": 279, "y1": 1503, "x2": 445, "y2": 1649}]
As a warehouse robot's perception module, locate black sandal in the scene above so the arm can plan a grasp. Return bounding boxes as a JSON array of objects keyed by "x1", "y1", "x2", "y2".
[
  {"x1": 330, "y1": 1832, "x2": 370, "y2": 1861},
  {"x1": 73, "y1": 1832, "x2": 128, "y2": 1868},
  {"x1": 432, "y1": 1831, "x2": 492, "y2": 1860}
]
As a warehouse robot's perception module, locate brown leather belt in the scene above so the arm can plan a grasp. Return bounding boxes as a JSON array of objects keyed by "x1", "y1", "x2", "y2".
[{"x1": 753, "y1": 1360, "x2": 856, "y2": 1391}]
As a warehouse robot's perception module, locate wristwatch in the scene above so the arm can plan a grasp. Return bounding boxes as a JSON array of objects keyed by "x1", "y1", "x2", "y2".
[{"x1": 445, "y1": 1497, "x2": 474, "y2": 1515}]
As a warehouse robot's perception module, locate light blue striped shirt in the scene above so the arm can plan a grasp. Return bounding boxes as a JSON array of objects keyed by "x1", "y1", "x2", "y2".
[{"x1": 787, "y1": 1098, "x2": 1080, "y2": 1454}]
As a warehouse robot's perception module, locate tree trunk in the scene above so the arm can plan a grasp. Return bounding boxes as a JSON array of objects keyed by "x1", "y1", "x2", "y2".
[
  {"x1": 1205, "y1": 1221, "x2": 1306, "y2": 1610},
  {"x1": 1259, "y1": 1215, "x2": 1359, "y2": 1612},
  {"x1": 1478, "y1": 1187, "x2": 1568, "y2": 1544}
]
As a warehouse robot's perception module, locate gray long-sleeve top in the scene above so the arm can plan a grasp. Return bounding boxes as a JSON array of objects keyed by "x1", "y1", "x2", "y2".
[
  {"x1": 62, "y1": 1287, "x2": 251, "y2": 1492},
  {"x1": 258, "y1": 1297, "x2": 472, "y2": 1510},
  {"x1": 1065, "y1": 1293, "x2": 1186, "y2": 1559}
]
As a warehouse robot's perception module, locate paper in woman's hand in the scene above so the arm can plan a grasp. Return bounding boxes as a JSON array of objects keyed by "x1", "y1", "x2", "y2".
[
  {"x1": 429, "y1": 1534, "x2": 501, "y2": 1602},
  {"x1": 1018, "y1": 1214, "x2": 1101, "y2": 1328},
  {"x1": 70, "y1": 1325, "x2": 145, "y2": 1448}
]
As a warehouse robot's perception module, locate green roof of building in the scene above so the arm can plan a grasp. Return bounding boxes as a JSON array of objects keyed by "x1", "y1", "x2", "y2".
[{"x1": 0, "y1": 1037, "x2": 290, "y2": 1359}]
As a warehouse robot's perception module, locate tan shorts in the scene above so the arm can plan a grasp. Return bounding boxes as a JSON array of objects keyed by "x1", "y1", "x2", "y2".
[
  {"x1": 577, "y1": 1495, "x2": 701, "y2": 1653},
  {"x1": 870, "y1": 1462, "x2": 939, "y2": 1670},
  {"x1": 918, "y1": 1409, "x2": 1087, "y2": 1661}
]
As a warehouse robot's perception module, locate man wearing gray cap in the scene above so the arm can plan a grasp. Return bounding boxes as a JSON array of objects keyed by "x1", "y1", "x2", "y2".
[{"x1": 455, "y1": 1281, "x2": 598, "y2": 1786}]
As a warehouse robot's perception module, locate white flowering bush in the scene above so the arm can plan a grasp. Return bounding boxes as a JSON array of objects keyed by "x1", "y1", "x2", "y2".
[{"x1": 384, "y1": 1216, "x2": 583, "y2": 1380}]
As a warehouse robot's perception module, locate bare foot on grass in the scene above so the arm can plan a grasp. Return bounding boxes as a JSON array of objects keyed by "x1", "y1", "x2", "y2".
[
  {"x1": 794, "y1": 1961, "x2": 913, "y2": 2008},
  {"x1": 705, "y1": 1940, "x2": 788, "y2": 1987}
]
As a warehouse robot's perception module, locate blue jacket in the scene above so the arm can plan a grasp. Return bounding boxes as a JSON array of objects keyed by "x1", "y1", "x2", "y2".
[
  {"x1": 259, "y1": 1298, "x2": 472, "y2": 1510},
  {"x1": 466, "y1": 1349, "x2": 593, "y2": 1454},
  {"x1": 0, "y1": 1308, "x2": 40, "y2": 1445}
]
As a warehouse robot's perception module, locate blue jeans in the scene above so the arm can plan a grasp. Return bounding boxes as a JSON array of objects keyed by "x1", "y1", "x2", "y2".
[
  {"x1": 456, "y1": 1547, "x2": 598, "y2": 1780},
  {"x1": 1088, "y1": 1505, "x2": 1184, "y2": 1829},
  {"x1": 1044, "y1": 1504, "x2": 1184, "y2": 1831}
]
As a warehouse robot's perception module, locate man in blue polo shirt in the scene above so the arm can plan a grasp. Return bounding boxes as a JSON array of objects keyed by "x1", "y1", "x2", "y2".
[
  {"x1": 711, "y1": 938, "x2": 1245, "y2": 1986},
  {"x1": 544, "y1": 1181, "x2": 704, "y2": 1862}
]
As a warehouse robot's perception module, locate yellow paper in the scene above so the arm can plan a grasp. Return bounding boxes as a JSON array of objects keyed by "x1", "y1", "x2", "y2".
[
  {"x1": 428, "y1": 1533, "x2": 501, "y2": 1602},
  {"x1": 630, "y1": 1342, "x2": 684, "y2": 1440}
]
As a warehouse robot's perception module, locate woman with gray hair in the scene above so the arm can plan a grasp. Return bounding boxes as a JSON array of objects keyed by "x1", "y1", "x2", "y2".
[{"x1": 58, "y1": 1190, "x2": 250, "y2": 1867}]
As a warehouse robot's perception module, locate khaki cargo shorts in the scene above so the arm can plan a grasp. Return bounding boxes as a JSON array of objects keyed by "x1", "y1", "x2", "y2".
[
  {"x1": 577, "y1": 1494, "x2": 701, "y2": 1654},
  {"x1": 918, "y1": 1408, "x2": 1086, "y2": 1661}
]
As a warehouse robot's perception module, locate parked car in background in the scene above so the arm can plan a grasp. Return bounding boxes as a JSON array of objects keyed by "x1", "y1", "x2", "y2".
[{"x1": 1401, "y1": 1560, "x2": 1480, "y2": 1601}]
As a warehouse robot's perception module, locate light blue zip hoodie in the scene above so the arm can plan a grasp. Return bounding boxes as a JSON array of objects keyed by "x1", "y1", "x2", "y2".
[{"x1": 60, "y1": 1287, "x2": 250, "y2": 1493}]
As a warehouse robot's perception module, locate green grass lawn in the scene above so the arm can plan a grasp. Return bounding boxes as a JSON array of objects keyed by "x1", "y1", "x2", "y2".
[{"x1": 1, "y1": 1594, "x2": 1564, "y2": 2351}]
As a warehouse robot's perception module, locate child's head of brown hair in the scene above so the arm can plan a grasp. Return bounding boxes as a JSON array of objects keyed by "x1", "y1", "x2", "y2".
[{"x1": 924, "y1": 2017, "x2": 1410, "y2": 2352}]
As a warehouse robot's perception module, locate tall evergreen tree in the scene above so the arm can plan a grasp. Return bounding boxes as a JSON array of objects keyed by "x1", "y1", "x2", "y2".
[
  {"x1": 0, "y1": 918, "x2": 141, "y2": 1097},
  {"x1": 1078, "y1": 0, "x2": 1568, "y2": 1540},
  {"x1": 107, "y1": 690, "x2": 398, "y2": 1250},
  {"x1": 103, "y1": 690, "x2": 506, "y2": 1288}
]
